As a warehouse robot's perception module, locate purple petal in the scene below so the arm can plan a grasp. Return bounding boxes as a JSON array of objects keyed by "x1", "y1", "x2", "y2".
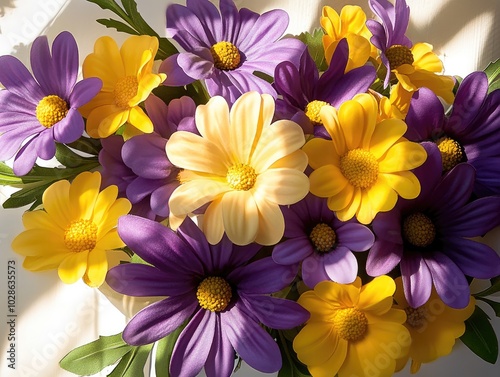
[
  {"x1": 237, "y1": 9, "x2": 289, "y2": 53},
  {"x1": 160, "y1": 54, "x2": 198, "y2": 86},
  {"x1": 366, "y1": 240, "x2": 403, "y2": 276},
  {"x1": 239, "y1": 293, "x2": 309, "y2": 330},
  {"x1": 229, "y1": 257, "x2": 296, "y2": 294},
  {"x1": 0, "y1": 89, "x2": 36, "y2": 115},
  {"x1": 337, "y1": 222, "x2": 375, "y2": 251},
  {"x1": 52, "y1": 31, "x2": 79, "y2": 95},
  {"x1": 122, "y1": 134, "x2": 170, "y2": 179},
  {"x1": 274, "y1": 61, "x2": 309, "y2": 110},
  {"x1": 106, "y1": 263, "x2": 197, "y2": 296},
  {"x1": 441, "y1": 237, "x2": 500, "y2": 279},
  {"x1": 205, "y1": 315, "x2": 234, "y2": 377},
  {"x1": 176, "y1": 216, "x2": 214, "y2": 272},
  {"x1": 69, "y1": 77, "x2": 102, "y2": 107},
  {"x1": 225, "y1": 70, "x2": 276, "y2": 97},
  {"x1": 117, "y1": 215, "x2": 204, "y2": 275},
  {"x1": 219, "y1": 0, "x2": 240, "y2": 42},
  {"x1": 30, "y1": 35, "x2": 60, "y2": 96},
  {"x1": 185, "y1": 0, "x2": 222, "y2": 42},
  {"x1": 53, "y1": 108, "x2": 84, "y2": 143},
  {"x1": 0, "y1": 122, "x2": 41, "y2": 161},
  {"x1": 424, "y1": 253, "x2": 470, "y2": 309},
  {"x1": 323, "y1": 247, "x2": 358, "y2": 284},
  {"x1": 400, "y1": 253, "x2": 432, "y2": 308},
  {"x1": 150, "y1": 181, "x2": 178, "y2": 217},
  {"x1": 123, "y1": 294, "x2": 198, "y2": 345},
  {"x1": 177, "y1": 49, "x2": 214, "y2": 80},
  {"x1": 301, "y1": 253, "x2": 331, "y2": 289},
  {"x1": 167, "y1": 3, "x2": 216, "y2": 48},
  {"x1": 0, "y1": 55, "x2": 44, "y2": 103},
  {"x1": 405, "y1": 88, "x2": 445, "y2": 142},
  {"x1": 170, "y1": 309, "x2": 216, "y2": 377},
  {"x1": 12, "y1": 137, "x2": 39, "y2": 175},
  {"x1": 221, "y1": 301, "x2": 281, "y2": 373},
  {"x1": 272, "y1": 236, "x2": 313, "y2": 265}
]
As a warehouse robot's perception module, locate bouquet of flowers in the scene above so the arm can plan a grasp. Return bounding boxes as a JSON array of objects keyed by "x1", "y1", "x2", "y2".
[{"x1": 1, "y1": 0, "x2": 499, "y2": 376}]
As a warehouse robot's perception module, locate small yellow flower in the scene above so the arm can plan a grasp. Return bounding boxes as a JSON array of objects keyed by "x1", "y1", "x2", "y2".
[
  {"x1": 393, "y1": 277, "x2": 476, "y2": 374},
  {"x1": 80, "y1": 35, "x2": 166, "y2": 139},
  {"x1": 321, "y1": 5, "x2": 376, "y2": 71},
  {"x1": 166, "y1": 91, "x2": 310, "y2": 246},
  {"x1": 303, "y1": 93, "x2": 426, "y2": 224},
  {"x1": 294, "y1": 276, "x2": 411, "y2": 377},
  {"x1": 11, "y1": 171, "x2": 131, "y2": 287}
]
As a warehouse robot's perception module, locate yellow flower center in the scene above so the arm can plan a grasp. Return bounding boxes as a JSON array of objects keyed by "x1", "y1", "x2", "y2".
[
  {"x1": 114, "y1": 75, "x2": 139, "y2": 109},
  {"x1": 36, "y1": 95, "x2": 69, "y2": 128},
  {"x1": 304, "y1": 100, "x2": 330, "y2": 126},
  {"x1": 333, "y1": 308, "x2": 368, "y2": 341},
  {"x1": 403, "y1": 212, "x2": 436, "y2": 247},
  {"x1": 196, "y1": 276, "x2": 232, "y2": 312},
  {"x1": 226, "y1": 163, "x2": 257, "y2": 191},
  {"x1": 386, "y1": 45, "x2": 414, "y2": 70},
  {"x1": 405, "y1": 306, "x2": 427, "y2": 329},
  {"x1": 340, "y1": 149, "x2": 379, "y2": 189},
  {"x1": 436, "y1": 136, "x2": 465, "y2": 172},
  {"x1": 64, "y1": 219, "x2": 98, "y2": 253},
  {"x1": 310, "y1": 223, "x2": 336, "y2": 253},
  {"x1": 210, "y1": 41, "x2": 241, "y2": 70}
]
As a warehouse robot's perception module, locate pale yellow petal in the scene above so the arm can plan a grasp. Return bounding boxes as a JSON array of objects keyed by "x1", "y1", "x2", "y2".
[
  {"x1": 195, "y1": 96, "x2": 231, "y2": 158},
  {"x1": 69, "y1": 171, "x2": 101, "y2": 220},
  {"x1": 369, "y1": 119, "x2": 407, "y2": 159},
  {"x1": 84, "y1": 248, "x2": 108, "y2": 287},
  {"x1": 58, "y1": 251, "x2": 89, "y2": 284},
  {"x1": 166, "y1": 131, "x2": 230, "y2": 175},
  {"x1": 253, "y1": 197, "x2": 285, "y2": 246},
  {"x1": 379, "y1": 141, "x2": 427, "y2": 173},
  {"x1": 302, "y1": 138, "x2": 339, "y2": 169},
  {"x1": 199, "y1": 198, "x2": 225, "y2": 245},
  {"x1": 221, "y1": 190, "x2": 259, "y2": 245},
  {"x1": 309, "y1": 165, "x2": 349, "y2": 198},
  {"x1": 254, "y1": 168, "x2": 309, "y2": 205},
  {"x1": 269, "y1": 149, "x2": 309, "y2": 171},
  {"x1": 251, "y1": 120, "x2": 305, "y2": 173},
  {"x1": 42, "y1": 179, "x2": 71, "y2": 229}
]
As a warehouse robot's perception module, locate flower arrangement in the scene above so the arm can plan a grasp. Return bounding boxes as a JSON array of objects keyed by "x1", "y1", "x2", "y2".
[{"x1": 1, "y1": 0, "x2": 499, "y2": 376}]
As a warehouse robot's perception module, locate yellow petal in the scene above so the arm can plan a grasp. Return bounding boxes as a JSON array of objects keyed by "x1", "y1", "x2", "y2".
[
  {"x1": 97, "y1": 197, "x2": 132, "y2": 239},
  {"x1": 338, "y1": 98, "x2": 367, "y2": 150},
  {"x1": 86, "y1": 105, "x2": 129, "y2": 138},
  {"x1": 293, "y1": 323, "x2": 338, "y2": 365},
  {"x1": 84, "y1": 248, "x2": 108, "y2": 287},
  {"x1": 69, "y1": 171, "x2": 101, "y2": 220},
  {"x1": 11, "y1": 229, "x2": 67, "y2": 256},
  {"x1": 356, "y1": 190, "x2": 377, "y2": 225},
  {"x1": 251, "y1": 120, "x2": 305, "y2": 173},
  {"x1": 58, "y1": 251, "x2": 89, "y2": 284},
  {"x1": 369, "y1": 119, "x2": 407, "y2": 159},
  {"x1": 335, "y1": 186, "x2": 361, "y2": 221},
  {"x1": 254, "y1": 168, "x2": 309, "y2": 205},
  {"x1": 297, "y1": 291, "x2": 339, "y2": 322},
  {"x1": 320, "y1": 106, "x2": 346, "y2": 156},
  {"x1": 308, "y1": 339, "x2": 348, "y2": 377},
  {"x1": 23, "y1": 253, "x2": 68, "y2": 271},
  {"x1": 340, "y1": 5, "x2": 367, "y2": 34},
  {"x1": 253, "y1": 197, "x2": 285, "y2": 246},
  {"x1": 126, "y1": 106, "x2": 154, "y2": 134},
  {"x1": 379, "y1": 140, "x2": 427, "y2": 173},
  {"x1": 97, "y1": 228, "x2": 125, "y2": 250},
  {"x1": 121, "y1": 35, "x2": 158, "y2": 76},
  {"x1": 221, "y1": 190, "x2": 259, "y2": 245},
  {"x1": 302, "y1": 138, "x2": 338, "y2": 170},
  {"x1": 200, "y1": 198, "x2": 225, "y2": 245},
  {"x1": 83, "y1": 36, "x2": 124, "y2": 86},
  {"x1": 380, "y1": 171, "x2": 421, "y2": 199},
  {"x1": 166, "y1": 131, "x2": 230, "y2": 175},
  {"x1": 366, "y1": 178, "x2": 398, "y2": 212},
  {"x1": 42, "y1": 179, "x2": 71, "y2": 229},
  {"x1": 411, "y1": 43, "x2": 443, "y2": 73},
  {"x1": 92, "y1": 184, "x2": 119, "y2": 225},
  {"x1": 345, "y1": 34, "x2": 372, "y2": 71},
  {"x1": 358, "y1": 276, "x2": 396, "y2": 313},
  {"x1": 134, "y1": 72, "x2": 164, "y2": 104},
  {"x1": 321, "y1": 6, "x2": 341, "y2": 40},
  {"x1": 21, "y1": 209, "x2": 64, "y2": 234},
  {"x1": 309, "y1": 165, "x2": 349, "y2": 198},
  {"x1": 314, "y1": 280, "x2": 360, "y2": 308}
]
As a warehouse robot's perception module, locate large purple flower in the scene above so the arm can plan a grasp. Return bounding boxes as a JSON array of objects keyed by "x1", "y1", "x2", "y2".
[
  {"x1": 367, "y1": 143, "x2": 500, "y2": 309},
  {"x1": 160, "y1": 0, "x2": 305, "y2": 104},
  {"x1": 0, "y1": 31, "x2": 101, "y2": 175},
  {"x1": 272, "y1": 193, "x2": 374, "y2": 288},
  {"x1": 99, "y1": 95, "x2": 196, "y2": 220},
  {"x1": 273, "y1": 39, "x2": 376, "y2": 138},
  {"x1": 107, "y1": 215, "x2": 309, "y2": 377},
  {"x1": 405, "y1": 72, "x2": 500, "y2": 196}
]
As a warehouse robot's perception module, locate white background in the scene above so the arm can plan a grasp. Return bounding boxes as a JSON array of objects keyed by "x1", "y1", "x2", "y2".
[{"x1": 0, "y1": 0, "x2": 499, "y2": 376}]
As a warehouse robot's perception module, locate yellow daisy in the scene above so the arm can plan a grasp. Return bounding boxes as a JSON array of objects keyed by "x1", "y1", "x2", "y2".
[
  {"x1": 303, "y1": 93, "x2": 426, "y2": 225},
  {"x1": 166, "y1": 91, "x2": 310, "y2": 246},
  {"x1": 321, "y1": 5, "x2": 376, "y2": 71},
  {"x1": 80, "y1": 35, "x2": 166, "y2": 139},
  {"x1": 393, "y1": 277, "x2": 476, "y2": 374},
  {"x1": 294, "y1": 276, "x2": 411, "y2": 377},
  {"x1": 11, "y1": 171, "x2": 131, "y2": 287}
]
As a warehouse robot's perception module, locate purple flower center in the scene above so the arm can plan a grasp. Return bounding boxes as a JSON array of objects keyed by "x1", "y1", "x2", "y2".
[
  {"x1": 210, "y1": 41, "x2": 241, "y2": 70},
  {"x1": 386, "y1": 45, "x2": 414, "y2": 70},
  {"x1": 196, "y1": 276, "x2": 233, "y2": 312},
  {"x1": 64, "y1": 219, "x2": 98, "y2": 253},
  {"x1": 114, "y1": 75, "x2": 139, "y2": 109},
  {"x1": 36, "y1": 95, "x2": 69, "y2": 128},
  {"x1": 435, "y1": 136, "x2": 465, "y2": 172},
  {"x1": 304, "y1": 100, "x2": 330, "y2": 126},
  {"x1": 402, "y1": 212, "x2": 436, "y2": 248},
  {"x1": 404, "y1": 305, "x2": 427, "y2": 329},
  {"x1": 333, "y1": 307, "x2": 368, "y2": 341},
  {"x1": 309, "y1": 223, "x2": 337, "y2": 253},
  {"x1": 340, "y1": 149, "x2": 379, "y2": 189}
]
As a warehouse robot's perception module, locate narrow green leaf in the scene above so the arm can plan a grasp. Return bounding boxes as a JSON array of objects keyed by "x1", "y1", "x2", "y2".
[
  {"x1": 60, "y1": 333, "x2": 133, "y2": 375},
  {"x1": 474, "y1": 277, "x2": 500, "y2": 297},
  {"x1": 87, "y1": 0, "x2": 132, "y2": 25},
  {"x1": 476, "y1": 297, "x2": 500, "y2": 318},
  {"x1": 2, "y1": 182, "x2": 52, "y2": 210},
  {"x1": 0, "y1": 162, "x2": 22, "y2": 185},
  {"x1": 108, "y1": 343, "x2": 153, "y2": 377},
  {"x1": 121, "y1": 0, "x2": 156, "y2": 35},
  {"x1": 66, "y1": 136, "x2": 102, "y2": 156},
  {"x1": 96, "y1": 18, "x2": 139, "y2": 35},
  {"x1": 154, "y1": 322, "x2": 187, "y2": 377},
  {"x1": 295, "y1": 29, "x2": 327, "y2": 71},
  {"x1": 461, "y1": 305, "x2": 499, "y2": 364},
  {"x1": 55, "y1": 143, "x2": 99, "y2": 168},
  {"x1": 484, "y1": 58, "x2": 500, "y2": 92}
]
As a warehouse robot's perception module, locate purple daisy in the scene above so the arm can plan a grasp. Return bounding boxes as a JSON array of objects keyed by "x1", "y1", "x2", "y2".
[
  {"x1": 0, "y1": 31, "x2": 101, "y2": 175},
  {"x1": 159, "y1": 0, "x2": 305, "y2": 104},
  {"x1": 405, "y1": 72, "x2": 500, "y2": 196},
  {"x1": 273, "y1": 39, "x2": 376, "y2": 138},
  {"x1": 272, "y1": 193, "x2": 374, "y2": 288},
  {"x1": 99, "y1": 95, "x2": 196, "y2": 220},
  {"x1": 367, "y1": 142, "x2": 500, "y2": 309},
  {"x1": 106, "y1": 215, "x2": 309, "y2": 376},
  {"x1": 366, "y1": 0, "x2": 412, "y2": 87}
]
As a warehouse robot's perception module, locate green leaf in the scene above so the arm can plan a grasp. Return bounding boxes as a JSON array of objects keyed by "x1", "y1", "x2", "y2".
[
  {"x1": 474, "y1": 277, "x2": 500, "y2": 297},
  {"x1": 295, "y1": 28, "x2": 327, "y2": 72},
  {"x1": 55, "y1": 143, "x2": 99, "y2": 169},
  {"x1": 277, "y1": 330, "x2": 311, "y2": 377},
  {"x1": 60, "y1": 333, "x2": 133, "y2": 375},
  {"x1": 484, "y1": 58, "x2": 500, "y2": 93},
  {"x1": 154, "y1": 322, "x2": 187, "y2": 377},
  {"x1": 108, "y1": 343, "x2": 153, "y2": 377},
  {"x1": 461, "y1": 305, "x2": 499, "y2": 364},
  {"x1": 0, "y1": 162, "x2": 22, "y2": 185},
  {"x1": 2, "y1": 181, "x2": 52, "y2": 210},
  {"x1": 66, "y1": 136, "x2": 102, "y2": 156},
  {"x1": 476, "y1": 297, "x2": 500, "y2": 318},
  {"x1": 97, "y1": 18, "x2": 140, "y2": 35}
]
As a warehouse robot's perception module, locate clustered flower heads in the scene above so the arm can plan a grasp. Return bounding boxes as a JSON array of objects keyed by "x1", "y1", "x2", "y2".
[{"x1": 1, "y1": 0, "x2": 500, "y2": 376}]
